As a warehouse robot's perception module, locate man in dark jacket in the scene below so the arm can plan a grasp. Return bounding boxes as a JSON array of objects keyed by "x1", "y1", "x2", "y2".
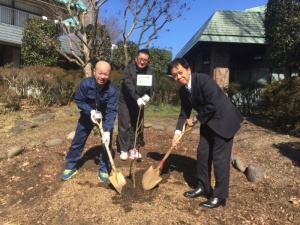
[
  {"x1": 117, "y1": 49, "x2": 155, "y2": 160},
  {"x1": 168, "y1": 58, "x2": 243, "y2": 208},
  {"x1": 61, "y1": 61, "x2": 118, "y2": 182}
]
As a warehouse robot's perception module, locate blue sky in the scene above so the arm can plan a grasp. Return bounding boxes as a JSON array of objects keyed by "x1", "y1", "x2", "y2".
[{"x1": 101, "y1": 0, "x2": 267, "y2": 58}]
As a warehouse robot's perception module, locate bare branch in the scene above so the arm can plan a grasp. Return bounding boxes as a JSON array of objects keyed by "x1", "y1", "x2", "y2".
[{"x1": 121, "y1": 0, "x2": 192, "y2": 64}]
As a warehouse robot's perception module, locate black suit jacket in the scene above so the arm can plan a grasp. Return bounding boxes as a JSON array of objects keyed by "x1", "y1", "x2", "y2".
[{"x1": 176, "y1": 73, "x2": 243, "y2": 139}]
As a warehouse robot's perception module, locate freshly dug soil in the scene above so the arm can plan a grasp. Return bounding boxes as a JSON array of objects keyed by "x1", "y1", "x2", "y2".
[{"x1": 0, "y1": 105, "x2": 299, "y2": 224}]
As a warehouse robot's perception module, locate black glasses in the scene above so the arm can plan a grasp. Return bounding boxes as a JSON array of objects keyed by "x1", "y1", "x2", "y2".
[{"x1": 136, "y1": 57, "x2": 149, "y2": 63}]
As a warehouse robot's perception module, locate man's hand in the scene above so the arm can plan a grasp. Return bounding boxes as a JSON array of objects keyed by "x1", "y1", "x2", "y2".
[
  {"x1": 91, "y1": 110, "x2": 102, "y2": 123},
  {"x1": 142, "y1": 94, "x2": 150, "y2": 103},
  {"x1": 102, "y1": 132, "x2": 110, "y2": 144},
  {"x1": 137, "y1": 98, "x2": 146, "y2": 106},
  {"x1": 186, "y1": 116, "x2": 198, "y2": 127},
  {"x1": 172, "y1": 133, "x2": 181, "y2": 148}
]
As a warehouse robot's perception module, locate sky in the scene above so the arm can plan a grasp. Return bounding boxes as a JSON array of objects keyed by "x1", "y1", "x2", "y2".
[{"x1": 100, "y1": 0, "x2": 268, "y2": 58}]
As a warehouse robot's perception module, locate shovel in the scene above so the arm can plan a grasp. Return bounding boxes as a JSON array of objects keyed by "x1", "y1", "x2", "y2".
[
  {"x1": 142, "y1": 124, "x2": 191, "y2": 190},
  {"x1": 94, "y1": 119, "x2": 126, "y2": 194}
]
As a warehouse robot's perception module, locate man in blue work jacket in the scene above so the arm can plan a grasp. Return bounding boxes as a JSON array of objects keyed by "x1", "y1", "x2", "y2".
[{"x1": 61, "y1": 61, "x2": 118, "y2": 182}]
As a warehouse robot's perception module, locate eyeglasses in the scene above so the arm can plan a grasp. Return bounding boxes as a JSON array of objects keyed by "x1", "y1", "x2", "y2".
[{"x1": 136, "y1": 57, "x2": 149, "y2": 63}]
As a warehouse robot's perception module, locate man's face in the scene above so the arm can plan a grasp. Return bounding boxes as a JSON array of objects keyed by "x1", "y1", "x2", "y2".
[
  {"x1": 171, "y1": 64, "x2": 191, "y2": 86},
  {"x1": 135, "y1": 52, "x2": 150, "y2": 70},
  {"x1": 94, "y1": 63, "x2": 110, "y2": 86}
]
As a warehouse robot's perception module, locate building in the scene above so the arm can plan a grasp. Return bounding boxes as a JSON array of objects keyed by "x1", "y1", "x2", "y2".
[
  {"x1": 175, "y1": 6, "x2": 269, "y2": 90},
  {"x1": 0, "y1": 0, "x2": 83, "y2": 67}
]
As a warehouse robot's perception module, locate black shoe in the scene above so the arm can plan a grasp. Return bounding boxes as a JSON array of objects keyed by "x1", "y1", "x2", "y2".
[
  {"x1": 183, "y1": 187, "x2": 207, "y2": 198},
  {"x1": 199, "y1": 197, "x2": 226, "y2": 209}
]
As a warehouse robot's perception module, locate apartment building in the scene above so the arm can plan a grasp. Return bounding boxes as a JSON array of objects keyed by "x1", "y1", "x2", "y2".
[{"x1": 0, "y1": 0, "x2": 83, "y2": 67}]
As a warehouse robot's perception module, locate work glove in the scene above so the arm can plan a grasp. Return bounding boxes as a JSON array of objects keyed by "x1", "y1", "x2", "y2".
[
  {"x1": 91, "y1": 109, "x2": 102, "y2": 123},
  {"x1": 102, "y1": 131, "x2": 110, "y2": 144},
  {"x1": 142, "y1": 94, "x2": 150, "y2": 103},
  {"x1": 137, "y1": 98, "x2": 146, "y2": 106}
]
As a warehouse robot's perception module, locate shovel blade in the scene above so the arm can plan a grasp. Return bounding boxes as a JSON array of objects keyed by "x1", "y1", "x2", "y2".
[
  {"x1": 142, "y1": 165, "x2": 163, "y2": 190},
  {"x1": 116, "y1": 171, "x2": 127, "y2": 187},
  {"x1": 109, "y1": 170, "x2": 126, "y2": 194}
]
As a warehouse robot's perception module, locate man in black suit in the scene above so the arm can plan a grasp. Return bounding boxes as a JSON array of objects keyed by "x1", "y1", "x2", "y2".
[{"x1": 168, "y1": 58, "x2": 243, "y2": 208}]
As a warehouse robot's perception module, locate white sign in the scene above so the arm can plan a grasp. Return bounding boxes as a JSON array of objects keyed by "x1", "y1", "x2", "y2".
[{"x1": 136, "y1": 74, "x2": 153, "y2": 87}]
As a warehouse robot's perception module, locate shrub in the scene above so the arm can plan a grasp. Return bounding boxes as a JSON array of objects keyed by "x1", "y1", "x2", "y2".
[
  {"x1": 261, "y1": 77, "x2": 300, "y2": 136},
  {"x1": 0, "y1": 66, "x2": 82, "y2": 110}
]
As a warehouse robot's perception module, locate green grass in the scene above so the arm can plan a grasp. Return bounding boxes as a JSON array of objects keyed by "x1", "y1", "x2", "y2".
[{"x1": 144, "y1": 103, "x2": 180, "y2": 117}]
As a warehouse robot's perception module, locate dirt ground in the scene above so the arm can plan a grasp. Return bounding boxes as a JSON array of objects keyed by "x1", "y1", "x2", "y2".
[{"x1": 0, "y1": 104, "x2": 299, "y2": 225}]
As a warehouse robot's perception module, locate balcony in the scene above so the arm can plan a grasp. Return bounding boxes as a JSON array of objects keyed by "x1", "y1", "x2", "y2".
[
  {"x1": 0, "y1": 4, "x2": 82, "y2": 56},
  {"x1": 0, "y1": 5, "x2": 40, "y2": 27}
]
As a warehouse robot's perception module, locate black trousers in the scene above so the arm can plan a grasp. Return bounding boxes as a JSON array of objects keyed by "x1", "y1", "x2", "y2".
[
  {"x1": 197, "y1": 124, "x2": 233, "y2": 199},
  {"x1": 117, "y1": 101, "x2": 144, "y2": 152}
]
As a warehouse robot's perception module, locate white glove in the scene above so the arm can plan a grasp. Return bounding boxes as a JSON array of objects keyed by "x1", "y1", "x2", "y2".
[
  {"x1": 91, "y1": 110, "x2": 102, "y2": 123},
  {"x1": 137, "y1": 98, "x2": 146, "y2": 106},
  {"x1": 142, "y1": 94, "x2": 150, "y2": 102},
  {"x1": 102, "y1": 131, "x2": 110, "y2": 144}
]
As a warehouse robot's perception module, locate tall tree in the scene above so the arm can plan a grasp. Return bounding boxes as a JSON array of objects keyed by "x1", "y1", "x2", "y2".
[
  {"x1": 110, "y1": 41, "x2": 138, "y2": 70},
  {"x1": 264, "y1": 0, "x2": 300, "y2": 73},
  {"x1": 28, "y1": 0, "x2": 109, "y2": 77},
  {"x1": 86, "y1": 23, "x2": 112, "y2": 65},
  {"x1": 21, "y1": 17, "x2": 60, "y2": 66},
  {"x1": 100, "y1": 17, "x2": 122, "y2": 43},
  {"x1": 120, "y1": 0, "x2": 192, "y2": 65},
  {"x1": 149, "y1": 48, "x2": 172, "y2": 76}
]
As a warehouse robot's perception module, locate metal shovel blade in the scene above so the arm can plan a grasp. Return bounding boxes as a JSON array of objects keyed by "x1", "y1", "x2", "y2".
[
  {"x1": 142, "y1": 165, "x2": 163, "y2": 190},
  {"x1": 116, "y1": 171, "x2": 127, "y2": 187},
  {"x1": 109, "y1": 170, "x2": 126, "y2": 194}
]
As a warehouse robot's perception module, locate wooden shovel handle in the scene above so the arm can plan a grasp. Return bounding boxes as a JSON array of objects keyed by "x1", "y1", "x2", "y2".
[
  {"x1": 95, "y1": 120, "x2": 117, "y2": 172},
  {"x1": 157, "y1": 124, "x2": 192, "y2": 169}
]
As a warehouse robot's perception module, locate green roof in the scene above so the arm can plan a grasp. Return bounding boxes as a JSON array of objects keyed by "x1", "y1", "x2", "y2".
[
  {"x1": 55, "y1": 0, "x2": 87, "y2": 10},
  {"x1": 62, "y1": 17, "x2": 79, "y2": 27},
  {"x1": 176, "y1": 6, "x2": 266, "y2": 58}
]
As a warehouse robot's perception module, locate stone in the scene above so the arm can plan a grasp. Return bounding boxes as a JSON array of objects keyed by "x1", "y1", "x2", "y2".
[
  {"x1": 152, "y1": 124, "x2": 165, "y2": 130},
  {"x1": 67, "y1": 131, "x2": 76, "y2": 140},
  {"x1": 144, "y1": 122, "x2": 152, "y2": 128},
  {"x1": 7, "y1": 146, "x2": 24, "y2": 158},
  {"x1": 9, "y1": 127, "x2": 23, "y2": 134},
  {"x1": 231, "y1": 154, "x2": 246, "y2": 172},
  {"x1": 245, "y1": 164, "x2": 265, "y2": 183},
  {"x1": 0, "y1": 152, "x2": 7, "y2": 160},
  {"x1": 44, "y1": 139, "x2": 63, "y2": 147}
]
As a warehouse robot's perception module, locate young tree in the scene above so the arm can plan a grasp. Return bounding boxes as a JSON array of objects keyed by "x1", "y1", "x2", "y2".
[
  {"x1": 120, "y1": 0, "x2": 192, "y2": 65},
  {"x1": 264, "y1": 0, "x2": 300, "y2": 74},
  {"x1": 21, "y1": 18, "x2": 60, "y2": 66}
]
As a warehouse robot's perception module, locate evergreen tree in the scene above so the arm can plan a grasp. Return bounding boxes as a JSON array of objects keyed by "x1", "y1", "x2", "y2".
[
  {"x1": 264, "y1": 0, "x2": 300, "y2": 72},
  {"x1": 21, "y1": 18, "x2": 60, "y2": 66}
]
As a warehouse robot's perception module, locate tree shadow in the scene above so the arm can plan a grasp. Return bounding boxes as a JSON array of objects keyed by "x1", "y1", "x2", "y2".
[
  {"x1": 146, "y1": 151, "x2": 198, "y2": 188},
  {"x1": 272, "y1": 142, "x2": 300, "y2": 167}
]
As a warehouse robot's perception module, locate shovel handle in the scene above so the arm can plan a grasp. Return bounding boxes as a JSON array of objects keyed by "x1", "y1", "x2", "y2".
[
  {"x1": 157, "y1": 125, "x2": 192, "y2": 169},
  {"x1": 95, "y1": 120, "x2": 117, "y2": 172}
]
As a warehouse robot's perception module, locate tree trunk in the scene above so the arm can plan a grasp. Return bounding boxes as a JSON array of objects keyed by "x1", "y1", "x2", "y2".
[{"x1": 84, "y1": 63, "x2": 92, "y2": 77}]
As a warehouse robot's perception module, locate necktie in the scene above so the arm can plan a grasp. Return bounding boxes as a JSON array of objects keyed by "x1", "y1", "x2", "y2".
[{"x1": 186, "y1": 87, "x2": 192, "y2": 102}]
